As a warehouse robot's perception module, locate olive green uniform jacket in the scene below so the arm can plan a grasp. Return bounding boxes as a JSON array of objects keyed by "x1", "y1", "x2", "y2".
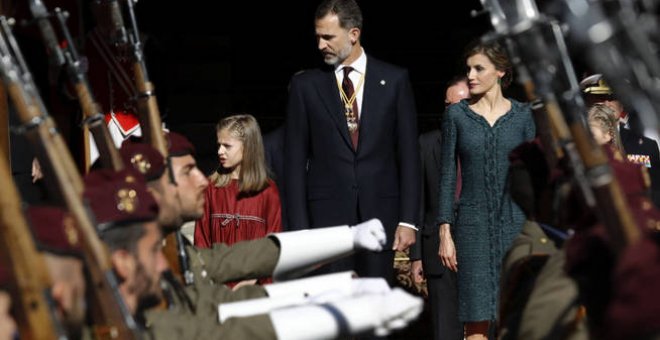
[{"x1": 144, "y1": 237, "x2": 281, "y2": 339}]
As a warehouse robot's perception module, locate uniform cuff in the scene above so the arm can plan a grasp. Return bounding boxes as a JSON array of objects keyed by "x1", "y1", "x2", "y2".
[{"x1": 398, "y1": 222, "x2": 418, "y2": 231}]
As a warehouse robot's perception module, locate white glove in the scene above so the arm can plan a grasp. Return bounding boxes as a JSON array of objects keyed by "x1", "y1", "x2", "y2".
[
  {"x1": 334, "y1": 287, "x2": 423, "y2": 336},
  {"x1": 350, "y1": 218, "x2": 386, "y2": 251},
  {"x1": 269, "y1": 288, "x2": 424, "y2": 339},
  {"x1": 351, "y1": 277, "x2": 391, "y2": 295}
]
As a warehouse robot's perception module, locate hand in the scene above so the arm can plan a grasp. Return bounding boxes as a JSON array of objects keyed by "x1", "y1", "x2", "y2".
[
  {"x1": 351, "y1": 218, "x2": 386, "y2": 251},
  {"x1": 31, "y1": 158, "x2": 43, "y2": 183},
  {"x1": 231, "y1": 279, "x2": 258, "y2": 291},
  {"x1": 330, "y1": 287, "x2": 423, "y2": 336},
  {"x1": 411, "y1": 260, "x2": 424, "y2": 284},
  {"x1": 392, "y1": 225, "x2": 416, "y2": 252},
  {"x1": 438, "y1": 224, "x2": 457, "y2": 272}
]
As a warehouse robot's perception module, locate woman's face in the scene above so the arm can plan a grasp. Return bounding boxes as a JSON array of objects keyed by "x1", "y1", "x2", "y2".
[
  {"x1": 589, "y1": 122, "x2": 612, "y2": 145},
  {"x1": 466, "y1": 53, "x2": 505, "y2": 96},
  {"x1": 217, "y1": 129, "x2": 244, "y2": 171}
]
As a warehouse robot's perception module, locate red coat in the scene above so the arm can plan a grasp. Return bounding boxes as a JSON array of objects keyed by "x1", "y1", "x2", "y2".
[{"x1": 194, "y1": 179, "x2": 282, "y2": 247}]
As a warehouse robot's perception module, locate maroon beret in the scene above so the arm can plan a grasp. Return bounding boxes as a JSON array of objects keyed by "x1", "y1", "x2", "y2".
[
  {"x1": 120, "y1": 138, "x2": 167, "y2": 182},
  {"x1": 26, "y1": 205, "x2": 83, "y2": 258},
  {"x1": 166, "y1": 131, "x2": 195, "y2": 157},
  {"x1": 83, "y1": 169, "x2": 159, "y2": 231}
]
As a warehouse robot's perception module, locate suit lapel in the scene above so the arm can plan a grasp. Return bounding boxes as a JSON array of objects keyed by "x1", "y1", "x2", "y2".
[{"x1": 316, "y1": 70, "x2": 354, "y2": 150}]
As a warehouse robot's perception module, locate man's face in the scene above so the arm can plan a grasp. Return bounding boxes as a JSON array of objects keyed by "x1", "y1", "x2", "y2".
[
  {"x1": 445, "y1": 81, "x2": 470, "y2": 106},
  {"x1": 170, "y1": 155, "x2": 208, "y2": 222},
  {"x1": 131, "y1": 222, "x2": 168, "y2": 310},
  {"x1": 316, "y1": 14, "x2": 356, "y2": 66},
  {"x1": 43, "y1": 254, "x2": 86, "y2": 335}
]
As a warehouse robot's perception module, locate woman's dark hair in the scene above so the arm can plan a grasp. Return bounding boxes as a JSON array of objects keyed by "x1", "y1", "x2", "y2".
[{"x1": 464, "y1": 41, "x2": 513, "y2": 89}]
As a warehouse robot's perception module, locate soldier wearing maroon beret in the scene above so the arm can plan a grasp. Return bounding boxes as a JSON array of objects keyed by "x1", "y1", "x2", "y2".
[
  {"x1": 564, "y1": 146, "x2": 660, "y2": 339},
  {"x1": 109, "y1": 133, "x2": 421, "y2": 339},
  {"x1": 119, "y1": 132, "x2": 207, "y2": 232},
  {"x1": 83, "y1": 169, "x2": 167, "y2": 316},
  {"x1": 26, "y1": 205, "x2": 87, "y2": 338}
]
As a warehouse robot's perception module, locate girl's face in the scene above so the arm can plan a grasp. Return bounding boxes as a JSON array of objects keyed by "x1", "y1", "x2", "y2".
[
  {"x1": 466, "y1": 52, "x2": 505, "y2": 96},
  {"x1": 217, "y1": 128, "x2": 244, "y2": 173}
]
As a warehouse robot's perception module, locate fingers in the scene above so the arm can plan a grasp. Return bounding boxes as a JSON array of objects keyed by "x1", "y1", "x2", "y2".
[
  {"x1": 392, "y1": 227, "x2": 415, "y2": 251},
  {"x1": 391, "y1": 233, "x2": 400, "y2": 251},
  {"x1": 438, "y1": 252, "x2": 458, "y2": 272}
]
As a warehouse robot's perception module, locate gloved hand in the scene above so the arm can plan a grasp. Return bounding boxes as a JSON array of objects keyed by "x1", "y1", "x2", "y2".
[
  {"x1": 350, "y1": 218, "x2": 386, "y2": 251},
  {"x1": 332, "y1": 287, "x2": 423, "y2": 336}
]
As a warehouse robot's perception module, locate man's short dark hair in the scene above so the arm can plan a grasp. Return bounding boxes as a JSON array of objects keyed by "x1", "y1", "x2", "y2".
[
  {"x1": 315, "y1": 0, "x2": 363, "y2": 30},
  {"x1": 99, "y1": 223, "x2": 146, "y2": 254}
]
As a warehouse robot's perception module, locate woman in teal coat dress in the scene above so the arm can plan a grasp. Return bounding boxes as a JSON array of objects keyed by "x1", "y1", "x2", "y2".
[{"x1": 437, "y1": 42, "x2": 536, "y2": 339}]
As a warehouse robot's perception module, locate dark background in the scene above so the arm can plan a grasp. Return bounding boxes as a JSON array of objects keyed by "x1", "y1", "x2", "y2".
[
  {"x1": 132, "y1": 1, "x2": 493, "y2": 173},
  {"x1": 11, "y1": 0, "x2": 496, "y2": 175}
]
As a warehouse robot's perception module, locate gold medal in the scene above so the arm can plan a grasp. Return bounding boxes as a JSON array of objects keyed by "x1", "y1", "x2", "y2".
[{"x1": 337, "y1": 70, "x2": 365, "y2": 133}]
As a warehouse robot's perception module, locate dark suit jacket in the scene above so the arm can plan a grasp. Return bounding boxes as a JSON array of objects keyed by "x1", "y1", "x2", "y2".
[
  {"x1": 620, "y1": 127, "x2": 660, "y2": 207},
  {"x1": 263, "y1": 125, "x2": 288, "y2": 230},
  {"x1": 284, "y1": 56, "x2": 420, "y2": 246},
  {"x1": 410, "y1": 130, "x2": 447, "y2": 276}
]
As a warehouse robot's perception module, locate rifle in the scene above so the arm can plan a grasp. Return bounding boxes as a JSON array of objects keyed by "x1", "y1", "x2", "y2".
[
  {"x1": 0, "y1": 149, "x2": 67, "y2": 340},
  {"x1": 95, "y1": 0, "x2": 193, "y2": 286},
  {"x1": 0, "y1": 16, "x2": 141, "y2": 339},
  {"x1": 122, "y1": 0, "x2": 167, "y2": 155},
  {"x1": 27, "y1": 0, "x2": 124, "y2": 171},
  {"x1": 478, "y1": 0, "x2": 640, "y2": 252}
]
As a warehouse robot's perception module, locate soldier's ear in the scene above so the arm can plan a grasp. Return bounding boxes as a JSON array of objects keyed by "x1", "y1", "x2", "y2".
[{"x1": 111, "y1": 249, "x2": 136, "y2": 281}]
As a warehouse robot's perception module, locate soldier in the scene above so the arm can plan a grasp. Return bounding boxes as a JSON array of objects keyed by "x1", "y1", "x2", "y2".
[
  {"x1": 83, "y1": 168, "x2": 423, "y2": 338},
  {"x1": 26, "y1": 205, "x2": 88, "y2": 338},
  {"x1": 119, "y1": 133, "x2": 396, "y2": 292}
]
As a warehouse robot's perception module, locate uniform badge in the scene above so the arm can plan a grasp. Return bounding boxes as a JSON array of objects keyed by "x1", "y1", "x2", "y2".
[{"x1": 116, "y1": 188, "x2": 138, "y2": 213}]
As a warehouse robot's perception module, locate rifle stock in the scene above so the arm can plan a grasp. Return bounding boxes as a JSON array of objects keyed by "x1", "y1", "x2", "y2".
[
  {"x1": 0, "y1": 148, "x2": 66, "y2": 340},
  {"x1": 48, "y1": 7, "x2": 124, "y2": 171},
  {"x1": 125, "y1": 0, "x2": 188, "y2": 284},
  {"x1": 0, "y1": 16, "x2": 141, "y2": 339}
]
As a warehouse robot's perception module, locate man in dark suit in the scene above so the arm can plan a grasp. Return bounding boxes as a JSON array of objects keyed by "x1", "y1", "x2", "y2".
[
  {"x1": 284, "y1": 0, "x2": 420, "y2": 283},
  {"x1": 409, "y1": 76, "x2": 468, "y2": 340}
]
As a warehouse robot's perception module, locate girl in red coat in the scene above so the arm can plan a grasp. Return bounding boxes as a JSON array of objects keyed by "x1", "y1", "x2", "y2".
[{"x1": 194, "y1": 114, "x2": 282, "y2": 285}]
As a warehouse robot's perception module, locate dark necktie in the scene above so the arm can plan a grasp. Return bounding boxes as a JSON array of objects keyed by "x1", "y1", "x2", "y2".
[{"x1": 342, "y1": 66, "x2": 359, "y2": 149}]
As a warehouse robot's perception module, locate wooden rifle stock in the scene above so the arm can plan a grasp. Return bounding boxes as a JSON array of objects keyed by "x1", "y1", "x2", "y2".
[
  {"x1": 0, "y1": 16, "x2": 141, "y2": 339},
  {"x1": 0, "y1": 149, "x2": 66, "y2": 340},
  {"x1": 122, "y1": 0, "x2": 189, "y2": 285}
]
